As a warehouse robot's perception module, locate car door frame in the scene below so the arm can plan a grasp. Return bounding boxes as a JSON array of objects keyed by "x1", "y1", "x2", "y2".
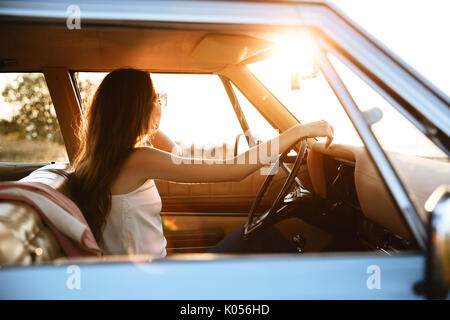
[{"x1": 1, "y1": 0, "x2": 449, "y2": 299}]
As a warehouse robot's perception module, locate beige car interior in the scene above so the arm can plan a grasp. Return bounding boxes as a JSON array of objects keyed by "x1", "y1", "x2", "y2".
[{"x1": 1, "y1": 23, "x2": 445, "y2": 265}]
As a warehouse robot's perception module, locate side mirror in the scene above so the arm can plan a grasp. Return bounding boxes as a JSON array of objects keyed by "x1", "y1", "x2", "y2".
[{"x1": 425, "y1": 185, "x2": 450, "y2": 299}]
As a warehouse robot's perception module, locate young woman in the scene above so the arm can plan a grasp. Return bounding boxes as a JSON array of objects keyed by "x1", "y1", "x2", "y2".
[{"x1": 56, "y1": 68, "x2": 334, "y2": 258}]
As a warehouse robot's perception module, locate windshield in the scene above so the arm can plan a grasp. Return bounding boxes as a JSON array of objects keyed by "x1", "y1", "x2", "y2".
[
  {"x1": 248, "y1": 52, "x2": 362, "y2": 148},
  {"x1": 247, "y1": 38, "x2": 446, "y2": 159}
]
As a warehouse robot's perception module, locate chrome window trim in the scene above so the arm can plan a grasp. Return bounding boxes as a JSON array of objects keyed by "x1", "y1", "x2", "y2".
[{"x1": 0, "y1": 0, "x2": 305, "y2": 25}]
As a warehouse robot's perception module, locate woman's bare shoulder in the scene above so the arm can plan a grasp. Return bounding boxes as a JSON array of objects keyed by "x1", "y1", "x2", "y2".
[
  {"x1": 110, "y1": 147, "x2": 159, "y2": 194},
  {"x1": 126, "y1": 146, "x2": 172, "y2": 173},
  {"x1": 129, "y1": 146, "x2": 165, "y2": 163}
]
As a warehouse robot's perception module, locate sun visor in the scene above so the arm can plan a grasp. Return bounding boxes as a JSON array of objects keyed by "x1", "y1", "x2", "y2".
[{"x1": 191, "y1": 34, "x2": 273, "y2": 65}]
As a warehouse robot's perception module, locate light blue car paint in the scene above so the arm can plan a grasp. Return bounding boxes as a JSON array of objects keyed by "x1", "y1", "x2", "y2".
[{"x1": 0, "y1": 254, "x2": 428, "y2": 299}]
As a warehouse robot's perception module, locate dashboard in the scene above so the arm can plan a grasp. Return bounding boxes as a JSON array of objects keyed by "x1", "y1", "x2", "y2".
[
  {"x1": 306, "y1": 141, "x2": 449, "y2": 252},
  {"x1": 307, "y1": 142, "x2": 412, "y2": 243}
]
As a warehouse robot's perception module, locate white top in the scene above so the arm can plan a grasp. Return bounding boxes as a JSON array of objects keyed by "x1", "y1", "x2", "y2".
[
  {"x1": 19, "y1": 163, "x2": 167, "y2": 258},
  {"x1": 99, "y1": 179, "x2": 167, "y2": 258}
]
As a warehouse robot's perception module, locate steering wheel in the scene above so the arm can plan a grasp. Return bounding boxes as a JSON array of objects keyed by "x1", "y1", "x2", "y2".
[{"x1": 243, "y1": 139, "x2": 308, "y2": 239}]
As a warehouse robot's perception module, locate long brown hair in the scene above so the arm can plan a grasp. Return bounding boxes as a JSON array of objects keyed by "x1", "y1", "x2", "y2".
[{"x1": 55, "y1": 69, "x2": 157, "y2": 241}]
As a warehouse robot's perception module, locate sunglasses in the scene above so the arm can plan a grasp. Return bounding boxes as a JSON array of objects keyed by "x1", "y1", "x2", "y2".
[{"x1": 155, "y1": 92, "x2": 167, "y2": 109}]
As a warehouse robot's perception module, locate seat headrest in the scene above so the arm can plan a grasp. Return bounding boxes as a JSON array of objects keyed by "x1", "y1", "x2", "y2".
[{"x1": 20, "y1": 163, "x2": 70, "y2": 189}]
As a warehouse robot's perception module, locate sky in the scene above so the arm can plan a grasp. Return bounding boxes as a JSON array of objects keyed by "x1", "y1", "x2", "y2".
[{"x1": 330, "y1": 0, "x2": 450, "y2": 96}]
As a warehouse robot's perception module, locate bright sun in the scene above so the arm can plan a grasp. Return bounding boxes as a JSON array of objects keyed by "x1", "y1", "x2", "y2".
[{"x1": 271, "y1": 33, "x2": 317, "y2": 81}]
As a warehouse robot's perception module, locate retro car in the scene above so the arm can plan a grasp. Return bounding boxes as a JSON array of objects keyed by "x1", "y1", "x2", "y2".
[{"x1": 0, "y1": 0, "x2": 449, "y2": 300}]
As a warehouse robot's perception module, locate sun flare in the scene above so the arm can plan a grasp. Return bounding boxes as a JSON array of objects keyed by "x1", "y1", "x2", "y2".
[{"x1": 271, "y1": 33, "x2": 317, "y2": 80}]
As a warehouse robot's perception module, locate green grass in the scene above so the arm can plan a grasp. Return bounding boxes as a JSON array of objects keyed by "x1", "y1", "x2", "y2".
[{"x1": 0, "y1": 134, "x2": 68, "y2": 162}]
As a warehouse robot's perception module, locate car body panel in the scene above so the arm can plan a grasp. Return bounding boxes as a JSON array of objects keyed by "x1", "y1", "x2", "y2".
[{"x1": 0, "y1": 254, "x2": 427, "y2": 299}]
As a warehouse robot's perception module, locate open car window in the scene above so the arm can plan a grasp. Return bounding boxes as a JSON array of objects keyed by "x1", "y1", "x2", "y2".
[
  {"x1": 0, "y1": 73, "x2": 68, "y2": 163},
  {"x1": 153, "y1": 73, "x2": 242, "y2": 158},
  {"x1": 74, "y1": 72, "x2": 279, "y2": 160}
]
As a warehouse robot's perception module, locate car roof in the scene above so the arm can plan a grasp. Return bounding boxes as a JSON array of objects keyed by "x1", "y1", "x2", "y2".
[{"x1": 0, "y1": 24, "x2": 275, "y2": 72}]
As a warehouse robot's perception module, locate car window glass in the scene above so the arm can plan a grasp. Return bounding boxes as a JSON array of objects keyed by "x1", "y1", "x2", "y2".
[
  {"x1": 328, "y1": 53, "x2": 449, "y2": 216},
  {"x1": 247, "y1": 54, "x2": 362, "y2": 147},
  {"x1": 0, "y1": 73, "x2": 68, "y2": 162},
  {"x1": 230, "y1": 82, "x2": 279, "y2": 145},
  {"x1": 328, "y1": 54, "x2": 447, "y2": 159}
]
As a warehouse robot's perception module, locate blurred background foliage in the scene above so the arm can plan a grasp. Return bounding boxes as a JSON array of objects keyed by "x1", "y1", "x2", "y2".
[{"x1": 0, "y1": 73, "x2": 93, "y2": 162}]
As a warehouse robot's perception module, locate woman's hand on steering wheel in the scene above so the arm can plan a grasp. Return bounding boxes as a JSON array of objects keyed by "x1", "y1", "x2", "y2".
[
  {"x1": 299, "y1": 120, "x2": 334, "y2": 148},
  {"x1": 243, "y1": 120, "x2": 334, "y2": 239}
]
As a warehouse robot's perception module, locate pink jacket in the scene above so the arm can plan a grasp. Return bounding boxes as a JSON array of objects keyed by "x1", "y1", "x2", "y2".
[{"x1": 0, "y1": 181, "x2": 103, "y2": 257}]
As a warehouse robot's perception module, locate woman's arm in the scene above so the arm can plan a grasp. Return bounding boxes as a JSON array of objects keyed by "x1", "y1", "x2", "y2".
[
  {"x1": 150, "y1": 129, "x2": 181, "y2": 155},
  {"x1": 132, "y1": 121, "x2": 333, "y2": 183}
]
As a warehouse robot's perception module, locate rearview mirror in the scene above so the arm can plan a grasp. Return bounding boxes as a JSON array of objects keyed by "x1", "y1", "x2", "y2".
[{"x1": 424, "y1": 185, "x2": 450, "y2": 299}]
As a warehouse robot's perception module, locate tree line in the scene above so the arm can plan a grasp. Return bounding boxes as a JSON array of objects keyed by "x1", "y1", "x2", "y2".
[{"x1": 1, "y1": 73, "x2": 93, "y2": 144}]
